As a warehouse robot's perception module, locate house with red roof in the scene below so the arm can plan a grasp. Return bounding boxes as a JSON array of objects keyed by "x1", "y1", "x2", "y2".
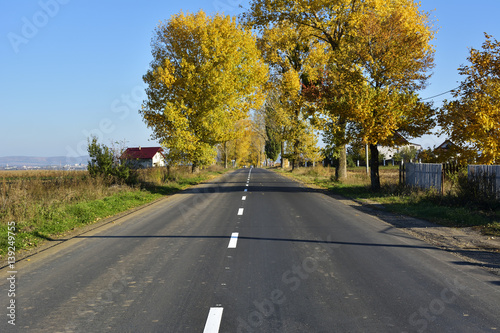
[{"x1": 121, "y1": 147, "x2": 165, "y2": 168}]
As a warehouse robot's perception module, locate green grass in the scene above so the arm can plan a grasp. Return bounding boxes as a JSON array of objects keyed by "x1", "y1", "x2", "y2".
[
  {"x1": 0, "y1": 190, "x2": 163, "y2": 253},
  {"x1": 274, "y1": 166, "x2": 500, "y2": 236}
]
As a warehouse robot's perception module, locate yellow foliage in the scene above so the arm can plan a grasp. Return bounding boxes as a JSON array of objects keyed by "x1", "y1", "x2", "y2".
[
  {"x1": 244, "y1": 0, "x2": 435, "y2": 177},
  {"x1": 141, "y1": 10, "x2": 268, "y2": 167},
  {"x1": 281, "y1": 69, "x2": 301, "y2": 98},
  {"x1": 304, "y1": 0, "x2": 436, "y2": 147},
  {"x1": 224, "y1": 119, "x2": 264, "y2": 166},
  {"x1": 440, "y1": 33, "x2": 500, "y2": 164}
]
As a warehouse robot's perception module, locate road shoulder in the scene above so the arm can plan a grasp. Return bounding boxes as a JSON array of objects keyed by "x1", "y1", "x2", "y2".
[{"x1": 274, "y1": 169, "x2": 500, "y2": 276}]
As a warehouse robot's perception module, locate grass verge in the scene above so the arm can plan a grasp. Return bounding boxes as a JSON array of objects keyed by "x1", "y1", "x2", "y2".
[
  {"x1": 0, "y1": 166, "x2": 229, "y2": 257},
  {"x1": 274, "y1": 166, "x2": 500, "y2": 237}
]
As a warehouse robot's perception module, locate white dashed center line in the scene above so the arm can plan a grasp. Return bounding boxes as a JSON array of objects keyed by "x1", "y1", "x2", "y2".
[
  {"x1": 203, "y1": 307, "x2": 224, "y2": 333},
  {"x1": 204, "y1": 170, "x2": 253, "y2": 332},
  {"x1": 228, "y1": 232, "x2": 239, "y2": 248}
]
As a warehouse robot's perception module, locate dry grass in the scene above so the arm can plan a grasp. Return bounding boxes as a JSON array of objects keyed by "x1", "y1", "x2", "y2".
[
  {"x1": 0, "y1": 165, "x2": 230, "y2": 256},
  {"x1": 0, "y1": 166, "x2": 226, "y2": 226},
  {"x1": 286, "y1": 165, "x2": 400, "y2": 188},
  {"x1": 0, "y1": 170, "x2": 133, "y2": 226}
]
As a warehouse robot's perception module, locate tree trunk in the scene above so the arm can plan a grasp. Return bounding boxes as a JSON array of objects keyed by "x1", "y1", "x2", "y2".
[
  {"x1": 336, "y1": 117, "x2": 348, "y2": 181},
  {"x1": 365, "y1": 143, "x2": 369, "y2": 175},
  {"x1": 337, "y1": 144, "x2": 347, "y2": 180},
  {"x1": 333, "y1": 156, "x2": 339, "y2": 180},
  {"x1": 224, "y1": 141, "x2": 228, "y2": 169},
  {"x1": 292, "y1": 140, "x2": 299, "y2": 171},
  {"x1": 280, "y1": 141, "x2": 284, "y2": 168},
  {"x1": 192, "y1": 162, "x2": 199, "y2": 173},
  {"x1": 369, "y1": 144, "x2": 381, "y2": 191}
]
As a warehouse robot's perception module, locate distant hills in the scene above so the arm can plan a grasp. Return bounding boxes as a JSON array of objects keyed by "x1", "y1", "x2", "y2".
[{"x1": 0, "y1": 156, "x2": 90, "y2": 167}]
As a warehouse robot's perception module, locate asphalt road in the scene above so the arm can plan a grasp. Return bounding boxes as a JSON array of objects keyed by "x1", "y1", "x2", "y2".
[{"x1": 1, "y1": 168, "x2": 499, "y2": 332}]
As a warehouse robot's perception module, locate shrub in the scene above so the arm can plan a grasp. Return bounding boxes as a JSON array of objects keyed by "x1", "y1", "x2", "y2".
[
  {"x1": 87, "y1": 136, "x2": 130, "y2": 182},
  {"x1": 455, "y1": 169, "x2": 499, "y2": 209}
]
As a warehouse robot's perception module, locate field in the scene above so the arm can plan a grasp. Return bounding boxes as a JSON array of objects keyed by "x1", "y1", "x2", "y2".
[
  {"x1": 277, "y1": 165, "x2": 500, "y2": 236},
  {"x1": 0, "y1": 166, "x2": 227, "y2": 257}
]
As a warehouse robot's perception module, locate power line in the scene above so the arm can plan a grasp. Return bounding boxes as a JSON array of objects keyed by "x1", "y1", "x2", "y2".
[{"x1": 421, "y1": 87, "x2": 459, "y2": 101}]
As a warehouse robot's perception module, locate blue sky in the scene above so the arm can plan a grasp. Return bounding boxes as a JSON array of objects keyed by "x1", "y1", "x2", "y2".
[{"x1": 1, "y1": 0, "x2": 499, "y2": 157}]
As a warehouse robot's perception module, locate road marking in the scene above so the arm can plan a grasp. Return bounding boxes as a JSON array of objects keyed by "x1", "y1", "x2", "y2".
[
  {"x1": 242, "y1": 196, "x2": 246, "y2": 200},
  {"x1": 246, "y1": 184, "x2": 249, "y2": 187},
  {"x1": 238, "y1": 208, "x2": 244, "y2": 215},
  {"x1": 228, "y1": 232, "x2": 239, "y2": 248},
  {"x1": 203, "y1": 307, "x2": 224, "y2": 333}
]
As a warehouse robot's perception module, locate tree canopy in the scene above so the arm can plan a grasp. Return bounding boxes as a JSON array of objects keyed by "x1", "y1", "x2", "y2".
[
  {"x1": 243, "y1": 0, "x2": 436, "y2": 186},
  {"x1": 141, "y1": 11, "x2": 268, "y2": 171},
  {"x1": 439, "y1": 33, "x2": 500, "y2": 164}
]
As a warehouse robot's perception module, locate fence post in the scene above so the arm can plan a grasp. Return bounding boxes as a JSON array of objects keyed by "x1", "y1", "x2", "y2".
[
  {"x1": 399, "y1": 162, "x2": 405, "y2": 185},
  {"x1": 441, "y1": 163, "x2": 445, "y2": 195},
  {"x1": 403, "y1": 162, "x2": 406, "y2": 185},
  {"x1": 399, "y1": 163, "x2": 402, "y2": 185}
]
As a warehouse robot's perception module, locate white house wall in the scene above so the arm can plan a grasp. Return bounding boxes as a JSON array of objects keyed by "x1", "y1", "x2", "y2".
[
  {"x1": 152, "y1": 152, "x2": 165, "y2": 167},
  {"x1": 377, "y1": 144, "x2": 423, "y2": 160}
]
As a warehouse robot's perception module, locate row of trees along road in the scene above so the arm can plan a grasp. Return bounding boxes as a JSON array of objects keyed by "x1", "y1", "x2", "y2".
[
  {"x1": 140, "y1": 1, "x2": 499, "y2": 190},
  {"x1": 242, "y1": 0, "x2": 436, "y2": 190}
]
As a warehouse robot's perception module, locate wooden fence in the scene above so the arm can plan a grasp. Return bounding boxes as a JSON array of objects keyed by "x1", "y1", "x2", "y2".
[
  {"x1": 401, "y1": 163, "x2": 442, "y2": 191},
  {"x1": 468, "y1": 165, "x2": 500, "y2": 198},
  {"x1": 400, "y1": 163, "x2": 499, "y2": 197}
]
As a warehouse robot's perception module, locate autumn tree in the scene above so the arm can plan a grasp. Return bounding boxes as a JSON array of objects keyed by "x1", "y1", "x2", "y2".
[
  {"x1": 141, "y1": 11, "x2": 268, "y2": 172},
  {"x1": 254, "y1": 21, "x2": 321, "y2": 170},
  {"x1": 265, "y1": 126, "x2": 281, "y2": 163},
  {"x1": 261, "y1": 91, "x2": 290, "y2": 167},
  {"x1": 242, "y1": 0, "x2": 369, "y2": 179},
  {"x1": 351, "y1": 1, "x2": 436, "y2": 190},
  {"x1": 224, "y1": 119, "x2": 262, "y2": 167},
  {"x1": 307, "y1": 0, "x2": 435, "y2": 189},
  {"x1": 244, "y1": 0, "x2": 436, "y2": 188},
  {"x1": 296, "y1": 124, "x2": 323, "y2": 166},
  {"x1": 439, "y1": 33, "x2": 500, "y2": 164}
]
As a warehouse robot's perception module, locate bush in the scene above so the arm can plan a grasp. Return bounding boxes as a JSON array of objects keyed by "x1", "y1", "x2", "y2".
[
  {"x1": 455, "y1": 169, "x2": 499, "y2": 209},
  {"x1": 87, "y1": 136, "x2": 130, "y2": 182}
]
